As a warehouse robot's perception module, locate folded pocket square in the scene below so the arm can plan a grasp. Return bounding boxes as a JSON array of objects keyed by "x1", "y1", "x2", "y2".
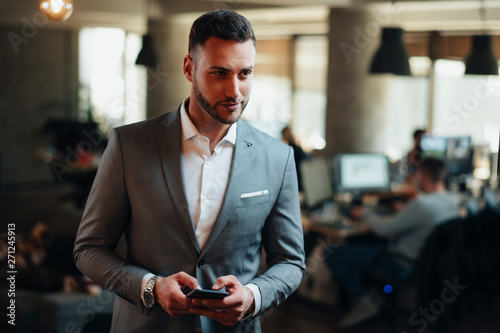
[{"x1": 240, "y1": 190, "x2": 269, "y2": 198}]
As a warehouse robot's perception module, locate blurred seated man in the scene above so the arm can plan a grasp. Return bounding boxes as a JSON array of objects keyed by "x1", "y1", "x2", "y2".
[{"x1": 324, "y1": 158, "x2": 458, "y2": 328}]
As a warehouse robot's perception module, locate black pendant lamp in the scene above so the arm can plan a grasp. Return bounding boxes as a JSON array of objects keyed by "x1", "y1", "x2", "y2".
[
  {"x1": 370, "y1": 27, "x2": 411, "y2": 76},
  {"x1": 136, "y1": 34, "x2": 158, "y2": 69},
  {"x1": 465, "y1": 35, "x2": 498, "y2": 75}
]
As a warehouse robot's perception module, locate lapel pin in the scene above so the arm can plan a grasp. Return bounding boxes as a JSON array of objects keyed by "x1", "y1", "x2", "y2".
[{"x1": 244, "y1": 141, "x2": 254, "y2": 147}]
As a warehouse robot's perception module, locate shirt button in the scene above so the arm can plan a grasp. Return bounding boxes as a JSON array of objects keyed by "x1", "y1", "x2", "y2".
[
  {"x1": 201, "y1": 195, "x2": 207, "y2": 201},
  {"x1": 196, "y1": 232, "x2": 202, "y2": 238},
  {"x1": 205, "y1": 160, "x2": 211, "y2": 166}
]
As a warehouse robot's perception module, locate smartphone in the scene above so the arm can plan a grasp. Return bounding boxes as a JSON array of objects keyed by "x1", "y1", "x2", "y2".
[{"x1": 182, "y1": 286, "x2": 228, "y2": 299}]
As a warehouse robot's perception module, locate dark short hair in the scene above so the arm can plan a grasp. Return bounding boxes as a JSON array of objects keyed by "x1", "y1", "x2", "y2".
[
  {"x1": 417, "y1": 158, "x2": 446, "y2": 183},
  {"x1": 188, "y1": 10, "x2": 256, "y2": 55},
  {"x1": 413, "y1": 129, "x2": 426, "y2": 140}
]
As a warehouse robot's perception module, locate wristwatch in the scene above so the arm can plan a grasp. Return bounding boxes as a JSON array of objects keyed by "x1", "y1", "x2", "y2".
[{"x1": 143, "y1": 275, "x2": 160, "y2": 309}]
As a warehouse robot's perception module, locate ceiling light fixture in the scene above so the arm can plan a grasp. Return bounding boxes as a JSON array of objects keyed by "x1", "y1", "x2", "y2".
[
  {"x1": 136, "y1": 34, "x2": 158, "y2": 69},
  {"x1": 464, "y1": 0, "x2": 498, "y2": 75},
  {"x1": 136, "y1": 0, "x2": 159, "y2": 69},
  {"x1": 39, "y1": 0, "x2": 74, "y2": 22},
  {"x1": 369, "y1": 27, "x2": 412, "y2": 76}
]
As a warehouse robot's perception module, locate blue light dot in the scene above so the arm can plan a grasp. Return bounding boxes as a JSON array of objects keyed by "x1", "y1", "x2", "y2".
[{"x1": 384, "y1": 284, "x2": 393, "y2": 294}]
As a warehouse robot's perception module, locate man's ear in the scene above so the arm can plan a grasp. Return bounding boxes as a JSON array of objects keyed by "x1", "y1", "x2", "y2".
[{"x1": 183, "y1": 55, "x2": 194, "y2": 83}]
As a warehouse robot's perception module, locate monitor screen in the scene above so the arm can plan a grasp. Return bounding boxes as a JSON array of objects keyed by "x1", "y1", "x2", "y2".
[
  {"x1": 447, "y1": 137, "x2": 471, "y2": 160},
  {"x1": 300, "y1": 157, "x2": 333, "y2": 209},
  {"x1": 334, "y1": 154, "x2": 390, "y2": 193},
  {"x1": 446, "y1": 136, "x2": 472, "y2": 175},
  {"x1": 420, "y1": 134, "x2": 447, "y2": 159},
  {"x1": 420, "y1": 135, "x2": 473, "y2": 176}
]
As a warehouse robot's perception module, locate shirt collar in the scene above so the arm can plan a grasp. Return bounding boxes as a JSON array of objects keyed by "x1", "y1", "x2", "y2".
[{"x1": 180, "y1": 98, "x2": 237, "y2": 145}]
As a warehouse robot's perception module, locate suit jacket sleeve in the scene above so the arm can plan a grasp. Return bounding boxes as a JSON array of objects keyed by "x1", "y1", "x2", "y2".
[
  {"x1": 249, "y1": 146, "x2": 306, "y2": 314},
  {"x1": 73, "y1": 128, "x2": 150, "y2": 313}
]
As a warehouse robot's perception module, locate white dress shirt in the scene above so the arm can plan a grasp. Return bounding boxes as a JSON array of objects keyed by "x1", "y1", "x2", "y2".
[
  {"x1": 141, "y1": 99, "x2": 261, "y2": 319},
  {"x1": 180, "y1": 98, "x2": 236, "y2": 250}
]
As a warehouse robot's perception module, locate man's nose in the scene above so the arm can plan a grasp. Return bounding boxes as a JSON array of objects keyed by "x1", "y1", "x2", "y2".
[{"x1": 225, "y1": 76, "x2": 241, "y2": 100}]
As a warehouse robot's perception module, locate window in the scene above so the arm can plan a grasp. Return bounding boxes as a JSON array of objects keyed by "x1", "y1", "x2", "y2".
[
  {"x1": 243, "y1": 75, "x2": 292, "y2": 138},
  {"x1": 383, "y1": 76, "x2": 429, "y2": 160},
  {"x1": 78, "y1": 28, "x2": 146, "y2": 131},
  {"x1": 243, "y1": 38, "x2": 293, "y2": 139},
  {"x1": 292, "y1": 36, "x2": 328, "y2": 151},
  {"x1": 432, "y1": 59, "x2": 500, "y2": 152},
  {"x1": 242, "y1": 36, "x2": 329, "y2": 150}
]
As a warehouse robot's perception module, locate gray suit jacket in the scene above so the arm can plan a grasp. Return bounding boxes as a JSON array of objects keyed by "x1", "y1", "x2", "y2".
[{"x1": 73, "y1": 107, "x2": 305, "y2": 333}]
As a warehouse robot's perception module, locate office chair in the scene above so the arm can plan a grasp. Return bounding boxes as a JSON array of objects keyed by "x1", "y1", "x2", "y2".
[
  {"x1": 367, "y1": 217, "x2": 464, "y2": 333},
  {"x1": 366, "y1": 255, "x2": 418, "y2": 333}
]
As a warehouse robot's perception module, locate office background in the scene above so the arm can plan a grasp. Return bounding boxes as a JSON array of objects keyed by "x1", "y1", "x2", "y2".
[{"x1": 1, "y1": 1, "x2": 499, "y2": 332}]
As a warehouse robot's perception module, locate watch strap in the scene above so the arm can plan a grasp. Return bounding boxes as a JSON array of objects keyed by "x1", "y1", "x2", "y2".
[{"x1": 143, "y1": 275, "x2": 160, "y2": 308}]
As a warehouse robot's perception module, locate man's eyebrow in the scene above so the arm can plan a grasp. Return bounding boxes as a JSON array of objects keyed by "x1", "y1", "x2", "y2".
[
  {"x1": 208, "y1": 66, "x2": 231, "y2": 71},
  {"x1": 208, "y1": 66, "x2": 255, "y2": 71}
]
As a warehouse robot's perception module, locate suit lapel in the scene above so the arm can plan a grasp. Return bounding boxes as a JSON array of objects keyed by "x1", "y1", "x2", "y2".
[
  {"x1": 201, "y1": 121, "x2": 257, "y2": 257},
  {"x1": 154, "y1": 108, "x2": 200, "y2": 254}
]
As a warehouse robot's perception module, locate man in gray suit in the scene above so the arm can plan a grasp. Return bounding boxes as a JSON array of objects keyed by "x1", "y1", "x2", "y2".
[{"x1": 74, "y1": 10, "x2": 305, "y2": 333}]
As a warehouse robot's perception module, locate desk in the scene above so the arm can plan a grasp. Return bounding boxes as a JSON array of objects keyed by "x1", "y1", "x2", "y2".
[
  {"x1": 302, "y1": 212, "x2": 369, "y2": 241},
  {"x1": 300, "y1": 189, "x2": 413, "y2": 240},
  {"x1": 299, "y1": 208, "x2": 391, "y2": 306},
  {"x1": 301, "y1": 187, "x2": 483, "y2": 241},
  {"x1": 308, "y1": 222, "x2": 370, "y2": 239}
]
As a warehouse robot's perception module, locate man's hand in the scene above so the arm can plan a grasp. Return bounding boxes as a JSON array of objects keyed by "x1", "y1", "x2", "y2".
[
  {"x1": 154, "y1": 271, "x2": 200, "y2": 318},
  {"x1": 188, "y1": 275, "x2": 255, "y2": 326}
]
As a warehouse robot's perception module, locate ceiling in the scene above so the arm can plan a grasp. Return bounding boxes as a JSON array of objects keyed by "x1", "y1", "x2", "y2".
[
  {"x1": 0, "y1": 0, "x2": 147, "y2": 32},
  {"x1": 1, "y1": 0, "x2": 499, "y2": 34},
  {"x1": 171, "y1": 0, "x2": 500, "y2": 36}
]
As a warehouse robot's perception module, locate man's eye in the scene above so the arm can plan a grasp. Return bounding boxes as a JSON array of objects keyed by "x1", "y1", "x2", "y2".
[
  {"x1": 240, "y1": 70, "x2": 253, "y2": 77},
  {"x1": 212, "y1": 71, "x2": 227, "y2": 77}
]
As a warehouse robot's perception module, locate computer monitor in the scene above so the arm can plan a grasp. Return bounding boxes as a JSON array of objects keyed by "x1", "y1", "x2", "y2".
[
  {"x1": 333, "y1": 154, "x2": 391, "y2": 193},
  {"x1": 421, "y1": 135, "x2": 473, "y2": 176},
  {"x1": 300, "y1": 157, "x2": 333, "y2": 209},
  {"x1": 446, "y1": 136, "x2": 473, "y2": 176},
  {"x1": 420, "y1": 134, "x2": 447, "y2": 159}
]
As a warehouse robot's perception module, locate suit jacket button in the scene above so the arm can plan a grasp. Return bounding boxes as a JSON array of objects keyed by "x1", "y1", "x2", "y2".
[{"x1": 198, "y1": 259, "x2": 205, "y2": 268}]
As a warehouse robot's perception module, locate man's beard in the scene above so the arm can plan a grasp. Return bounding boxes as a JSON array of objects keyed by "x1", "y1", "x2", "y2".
[{"x1": 193, "y1": 76, "x2": 249, "y2": 125}]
